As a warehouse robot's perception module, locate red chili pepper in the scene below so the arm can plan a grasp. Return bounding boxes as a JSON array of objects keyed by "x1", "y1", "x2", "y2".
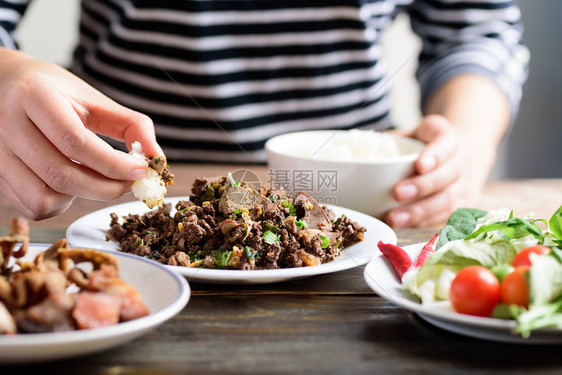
[
  {"x1": 414, "y1": 233, "x2": 439, "y2": 268},
  {"x1": 377, "y1": 241, "x2": 413, "y2": 280}
]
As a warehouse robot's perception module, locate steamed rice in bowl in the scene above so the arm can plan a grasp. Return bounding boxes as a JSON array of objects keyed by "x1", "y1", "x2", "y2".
[
  {"x1": 287, "y1": 130, "x2": 406, "y2": 162},
  {"x1": 265, "y1": 130, "x2": 425, "y2": 218}
]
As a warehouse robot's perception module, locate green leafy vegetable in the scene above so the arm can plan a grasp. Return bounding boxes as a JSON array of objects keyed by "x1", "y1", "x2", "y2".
[
  {"x1": 205, "y1": 184, "x2": 215, "y2": 201},
  {"x1": 263, "y1": 222, "x2": 279, "y2": 234},
  {"x1": 529, "y1": 254, "x2": 562, "y2": 306},
  {"x1": 401, "y1": 264, "x2": 462, "y2": 302},
  {"x1": 296, "y1": 219, "x2": 308, "y2": 228},
  {"x1": 319, "y1": 234, "x2": 330, "y2": 249},
  {"x1": 549, "y1": 205, "x2": 562, "y2": 246},
  {"x1": 405, "y1": 205, "x2": 562, "y2": 338},
  {"x1": 333, "y1": 215, "x2": 346, "y2": 229},
  {"x1": 437, "y1": 208, "x2": 488, "y2": 248},
  {"x1": 210, "y1": 250, "x2": 232, "y2": 268},
  {"x1": 187, "y1": 251, "x2": 202, "y2": 261},
  {"x1": 425, "y1": 240, "x2": 517, "y2": 268},
  {"x1": 550, "y1": 246, "x2": 562, "y2": 263},
  {"x1": 492, "y1": 303, "x2": 526, "y2": 320},
  {"x1": 263, "y1": 230, "x2": 280, "y2": 245},
  {"x1": 515, "y1": 298, "x2": 562, "y2": 338},
  {"x1": 244, "y1": 246, "x2": 258, "y2": 259},
  {"x1": 283, "y1": 200, "x2": 297, "y2": 216},
  {"x1": 465, "y1": 217, "x2": 543, "y2": 242},
  {"x1": 490, "y1": 264, "x2": 514, "y2": 283},
  {"x1": 227, "y1": 172, "x2": 241, "y2": 187}
]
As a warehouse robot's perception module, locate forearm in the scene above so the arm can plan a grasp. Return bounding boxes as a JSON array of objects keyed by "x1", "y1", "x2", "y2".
[
  {"x1": 424, "y1": 74, "x2": 510, "y2": 147},
  {"x1": 423, "y1": 74, "x2": 510, "y2": 178}
]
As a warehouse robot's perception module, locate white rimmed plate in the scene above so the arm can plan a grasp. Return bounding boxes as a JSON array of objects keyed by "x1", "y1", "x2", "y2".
[
  {"x1": 0, "y1": 244, "x2": 190, "y2": 364},
  {"x1": 66, "y1": 197, "x2": 396, "y2": 284},
  {"x1": 363, "y1": 243, "x2": 562, "y2": 344}
]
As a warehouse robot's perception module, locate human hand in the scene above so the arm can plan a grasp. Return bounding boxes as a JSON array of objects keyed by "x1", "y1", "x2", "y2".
[
  {"x1": 385, "y1": 115, "x2": 494, "y2": 228},
  {"x1": 0, "y1": 50, "x2": 162, "y2": 219}
]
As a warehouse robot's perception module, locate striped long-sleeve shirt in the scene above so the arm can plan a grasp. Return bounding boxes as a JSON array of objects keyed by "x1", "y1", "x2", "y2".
[{"x1": 0, "y1": 0, "x2": 529, "y2": 162}]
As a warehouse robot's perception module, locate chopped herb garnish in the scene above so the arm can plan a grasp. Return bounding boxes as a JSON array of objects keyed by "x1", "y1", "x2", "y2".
[
  {"x1": 205, "y1": 184, "x2": 215, "y2": 201},
  {"x1": 187, "y1": 251, "x2": 202, "y2": 261},
  {"x1": 134, "y1": 239, "x2": 144, "y2": 248},
  {"x1": 295, "y1": 219, "x2": 308, "y2": 229},
  {"x1": 227, "y1": 172, "x2": 241, "y2": 187},
  {"x1": 210, "y1": 250, "x2": 233, "y2": 268},
  {"x1": 234, "y1": 209, "x2": 243, "y2": 215},
  {"x1": 263, "y1": 222, "x2": 279, "y2": 234},
  {"x1": 283, "y1": 200, "x2": 297, "y2": 216},
  {"x1": 263, "y1": 230, "x2": 280, "y2": 245},
  {"x1": 319, "y1": 234, "x2": 330, "y2": 249},
  {"x1": 333, "y1": 215, "x2": 346, "y2": 229},
  {"x1": 244, "y1": 246, "x2": 259, "y2": 259}
]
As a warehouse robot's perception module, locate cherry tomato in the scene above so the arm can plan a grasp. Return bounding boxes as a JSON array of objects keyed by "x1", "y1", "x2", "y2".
[
  {"x1": 449, "y1": 266, "x2": 501, "y2": 317},
  {"x1": 512, "y1": 245, "x2": 550, "y2": 267},
  {"x1": 501, "y1": 266, "x2": 530, "y2": 307}
]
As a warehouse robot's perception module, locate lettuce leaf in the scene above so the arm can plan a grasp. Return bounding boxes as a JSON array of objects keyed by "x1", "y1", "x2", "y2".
[
  {"x1": 529, "y1": 254, "x2": 562, "y2": 307},
  {"x1": 426, "y1": 240, "x2": 517, "y2": 268},
  {"x1": 438, "y1": 208, "x2": 487, "y2": 248},
  {"x1": 402, "y1": 239, "x2": 517, "y2": 303},
  {"x1": 515, "y1": 298, "x2": 562, "y2": 338},
  {"x1": 402, "y1": 265, "x2": 461, "y2": 303},
  {"x1": 549, "y1": 205, "x2": 562, "y2": 247}
]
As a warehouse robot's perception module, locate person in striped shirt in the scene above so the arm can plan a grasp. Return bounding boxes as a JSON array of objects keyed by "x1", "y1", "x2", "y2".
[{"x1": 0, "y1": 0, "x2": 528, "y2": 227}]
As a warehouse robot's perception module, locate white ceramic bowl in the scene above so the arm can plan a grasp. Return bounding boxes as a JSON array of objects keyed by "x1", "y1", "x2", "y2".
[{"x1": 265, "y1": 130, "x2": 425, "y2": 219}]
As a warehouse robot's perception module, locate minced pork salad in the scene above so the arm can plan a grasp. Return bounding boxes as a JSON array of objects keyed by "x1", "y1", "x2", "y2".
[{"x1": 109, "y1": 174, "x2": 366, "y2": 270}]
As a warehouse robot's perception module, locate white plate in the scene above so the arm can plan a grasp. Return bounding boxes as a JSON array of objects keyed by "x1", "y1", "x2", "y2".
[
  {"x1": 66, "y1": 197, "x2": 396, "y2": 284},
  {"x1": 363, "y1": 243, "x2": 562, "y2": 344},
  {"x1": 0, "y1": 244, "x2": 190, "y2": 363}
]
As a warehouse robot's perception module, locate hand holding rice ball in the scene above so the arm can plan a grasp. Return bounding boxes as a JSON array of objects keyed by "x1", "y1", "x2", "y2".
[{"x1": 129, "y1": 142, "x2": 174, "y2": 208}]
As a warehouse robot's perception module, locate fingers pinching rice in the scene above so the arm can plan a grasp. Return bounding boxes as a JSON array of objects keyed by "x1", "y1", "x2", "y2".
[{"x1": 129, "y1": 142, "x2": 174, "y2": 208}]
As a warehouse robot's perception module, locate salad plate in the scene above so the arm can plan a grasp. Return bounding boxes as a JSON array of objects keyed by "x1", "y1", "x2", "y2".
[
  {"x1": 66, "y1": 197, "x2": 396, "y2": 284},
  {"x1": 364, "y1": 243, "x2": 562, "y2": 344},
  {"x1": 0, "y1": 244, "x2": 190, "y2": 364}
]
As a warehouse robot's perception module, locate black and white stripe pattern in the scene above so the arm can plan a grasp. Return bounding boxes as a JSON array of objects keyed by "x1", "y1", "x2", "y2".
[
  {"x1": 408, "y1": 0, "x2": 529, "y2": 122},
  {"x1": 0, "y1": 0, "x2": 28, "y2": 49},
  {"x1": 1, "y1": 0, "x2": 528, "y2": 162}
]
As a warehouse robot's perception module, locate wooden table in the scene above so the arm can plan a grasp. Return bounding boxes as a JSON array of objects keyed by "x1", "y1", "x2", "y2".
[{"x1": 1, "y1": 165, "x2": 561, "y2": 374}]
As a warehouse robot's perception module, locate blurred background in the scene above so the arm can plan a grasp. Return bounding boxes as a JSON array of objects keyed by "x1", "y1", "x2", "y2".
[{"x1": 16, "y1": 0, "x2": 561, "y2": 179}]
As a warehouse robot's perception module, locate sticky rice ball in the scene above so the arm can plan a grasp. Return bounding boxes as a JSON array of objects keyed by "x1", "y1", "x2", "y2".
[{"x1": 129, "y1": 142, "x2": 167, "y2": 208}]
